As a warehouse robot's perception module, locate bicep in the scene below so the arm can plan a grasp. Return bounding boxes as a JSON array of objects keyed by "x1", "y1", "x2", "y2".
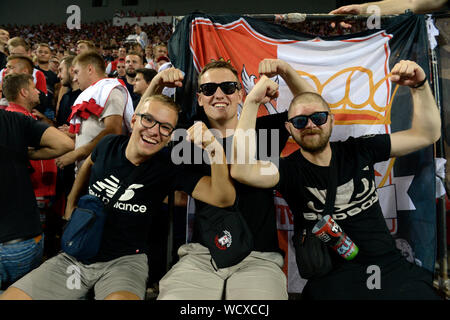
[
  {"x1": 103, "y1": 114, "x2": 124, "y2": 134},
  {"x1": 231, "y1": 160, "x2": 280, "y2": 189},
  {"x1": 389, "y1": 130, "x2": 431, "y2": 158}
]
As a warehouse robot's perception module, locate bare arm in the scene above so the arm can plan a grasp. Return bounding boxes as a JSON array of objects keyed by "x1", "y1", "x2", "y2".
[
  {"x1": 137, "y1": 67, "x2": 184, "y2": 110},
  {"x1": 55, "y1": 114, "x2": 123, "y2": 168},
  {"x1": 389, "y1": 60, "x2": 441, "y2": 157},
  {"x1": 231, "y1": 59, "x2": 315, "y2": 188},
  {"x1": 28, "y1": 126, "x2": 74, "y2": 160},
  {"x1": 230, "y1": 76, "x2": 281, "y2": 189},
  {"x1": 188, "y1": 122, "x2": 236, "y2": 208},
  {"x1": 330, "y1": 0, "x2": 447, "y2": 15},
  {"x1": 258, "y1": 58, "x2": 316, "y2": 96},
  {"x1": 64, "y1": 155, "x2": 94, "y2": 220}
]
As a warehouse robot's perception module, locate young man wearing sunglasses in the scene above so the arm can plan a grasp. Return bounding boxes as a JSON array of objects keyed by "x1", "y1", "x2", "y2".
[
  {"x1": 141, "y1": 59, "x2": 314, "y2": 300},
  {"x1": 231, "y1": 60, "x2": 442, "y2": 299},
  {"x1": 0, "y1": 95, "x2": 235, "y2": 300}
]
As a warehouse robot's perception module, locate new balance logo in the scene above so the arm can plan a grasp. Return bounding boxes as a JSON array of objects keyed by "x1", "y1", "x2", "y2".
[{"x1": 89, "y1": 175, "x2": 147, "y2": 213}]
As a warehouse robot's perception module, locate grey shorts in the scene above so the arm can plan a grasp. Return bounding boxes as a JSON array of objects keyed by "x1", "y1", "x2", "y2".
[{"x1": 11, "y1": 252, "x2": 148, "y2": 300}]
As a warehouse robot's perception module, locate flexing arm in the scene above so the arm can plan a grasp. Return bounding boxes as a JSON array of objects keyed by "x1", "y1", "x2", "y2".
[
  {"x1": 330, "y1": 0, "x2": 447, "y2": 15},
  {"x1": 64, "y1": 155, "x2": 94, "y2": 220},
  {"x1": 188, "y1": 121, "x2": 236, "y2": 208},
  {"x1": 389, "y1": 60, "x2": 441, "y2": 157},
  {"x1": 28, "y1": 126, "x2": 74, "y2": 160},
  {"x1": 230, "y1": 76, "x2": 281, "y2": 189},
  {"x1": 258, "y1": 58, "x2": 316, "y2": 96},
  {"x1": 137, "y1": 67, "x2": 184, "y2": 110}
]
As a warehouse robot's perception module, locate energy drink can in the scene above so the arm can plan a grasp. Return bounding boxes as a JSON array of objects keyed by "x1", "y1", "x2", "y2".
[{"x1": 312, "y1": 215, "x2": 359, "y2": 260}]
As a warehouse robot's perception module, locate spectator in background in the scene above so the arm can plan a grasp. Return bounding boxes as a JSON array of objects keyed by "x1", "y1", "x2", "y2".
[
  {"x1": 124, "y1": 51, "x2": 144, "y2": 101},
  {"x1": 49, "y1": 56, "x2": 59, "y2": 74},
  {"x1": 115, "y1": 58, "x2": 126, "y2": 80},
  {"x1": 54, "y1": 51, "x2": 133, "y2": 174},
  {"x1": 145, "y1": 43, "x2": 168, "y2": 70},
  {"x1": 35, "y1": 43, "x2": 59, "y2": 119},
  {"x1": 2, "y1": 55, "x2": 50, "y2": 121},
  {"x1": 135, "y1": 24, "x2": 148, "y2": 49},
  {"x1": 1, "y1": 37, "x2": 48, "y2": 97},
  {"x1": 144, "y1": 44, "x2": 153, "y2": 64},
  {"x1": 106, "y1": 46, "x2": 127, "y2": 76},
  {"x1": 132, "y1": 68, "x2": 157, "y2": 109},
  {"x1": 0, "y1": 28, "x2": 9, "y2": 70},
  {"x1": 76, "y1": 40, "x2": 96, "y2": 55}
]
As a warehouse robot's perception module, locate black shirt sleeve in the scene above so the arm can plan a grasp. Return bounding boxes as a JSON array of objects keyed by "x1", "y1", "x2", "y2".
[
  {"x1": 255, "y1": 111, "x2": 289, "y2": 161},
  {"x1": 25, "y1": 115, "x2": 49, "y2": 148},
  {"x1": 352, "y1": 134, "x2": 391, "y2": 164}
]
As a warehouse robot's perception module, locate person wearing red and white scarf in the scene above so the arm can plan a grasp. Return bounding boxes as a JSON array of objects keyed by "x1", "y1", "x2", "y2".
[{"x1": 55, "y1": 52, "x2": 133, "y2": 174}]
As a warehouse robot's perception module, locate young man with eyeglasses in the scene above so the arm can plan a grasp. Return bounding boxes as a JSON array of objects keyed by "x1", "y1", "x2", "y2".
[
  {"x1": 0, "y1": 94, "x2": 235, "y2": 300},
  {"x1": 140, "y1": 59, "x2": 314, "y2": 300},
  {"x1": 230, "y1": 60, "x2": 442, "y2": 300}
]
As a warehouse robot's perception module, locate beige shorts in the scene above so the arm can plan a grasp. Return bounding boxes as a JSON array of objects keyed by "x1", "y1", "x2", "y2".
[{"x1": 11, "y1": 252, "x2": 148, "y2": 300}]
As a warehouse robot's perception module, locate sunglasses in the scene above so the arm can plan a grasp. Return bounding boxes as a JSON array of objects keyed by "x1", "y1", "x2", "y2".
[
  {"x1": 136, "y1": 113, "x2": 175, "y2": 137},
  {"x1": 198, "y1": 81, "x2": 240, "y2": 96},
  {"x1": 287, "y1": 111, "x2": 329, "y2": 129}
]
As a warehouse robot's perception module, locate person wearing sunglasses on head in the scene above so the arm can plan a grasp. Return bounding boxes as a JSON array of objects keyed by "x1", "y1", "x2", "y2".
[
  {"x1": 139, "y1": 59, "x2": 314, "y2": 300},
  {"x1": 0, "y1": 95, "x2": 235, "y2": 300},
  {"x1": 230, "y1": 59, "x2": 442, "y2": 300}
]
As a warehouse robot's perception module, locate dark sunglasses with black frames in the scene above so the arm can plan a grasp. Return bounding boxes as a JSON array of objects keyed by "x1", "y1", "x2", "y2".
[
  {"x1": 198, "y1": 81, "x2": 241, "y2": 96},
  {"x1": 287, "y1": 111, "x2": 330, "y2": 130},
  {"x1": 136, "y1": 113, "x2": 175, "y2": 137}
]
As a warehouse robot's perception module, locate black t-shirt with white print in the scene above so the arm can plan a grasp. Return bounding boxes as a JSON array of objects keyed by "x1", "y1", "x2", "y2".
[
  {"x1": 277, "y1": 134, "x2": 398, "y2": 264},
  {"x1": 87, "y1": 134, "x2": 204, "y2": 263},
  {"x1": 185, "y1": 112, "x2": 290, "y2": 254}
]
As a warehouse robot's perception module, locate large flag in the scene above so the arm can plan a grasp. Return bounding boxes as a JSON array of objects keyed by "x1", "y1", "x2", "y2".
[{"x1": 170, "y1": 13, "x2": 436, "y2": 293}]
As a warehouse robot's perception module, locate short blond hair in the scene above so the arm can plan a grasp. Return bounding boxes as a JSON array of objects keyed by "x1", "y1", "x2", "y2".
[
  {"x1": 136, "y1": 94, "x2": 180, "y2": 115},
  {"x1": 73, "y1": 51, "x2": 106, "y2": 74}
]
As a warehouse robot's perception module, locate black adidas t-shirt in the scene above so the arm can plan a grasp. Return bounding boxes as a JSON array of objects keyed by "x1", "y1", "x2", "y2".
[
  {"x1": 88, "y1": 134, "x2": 204, "y2": 263},
  {"x1": 181, "y1": 112, "x2": 290, "y2": 254},
  {"x1": 277, "y1": 134, "x2": 398, "y2": 264}
]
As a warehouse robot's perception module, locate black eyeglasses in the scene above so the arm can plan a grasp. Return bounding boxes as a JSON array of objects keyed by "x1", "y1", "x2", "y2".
[
  {"x1": 198, "y1": 81, "x2": 241, "y2": 96},
  {"x1": 136, "y1": 113, "x2": 175, "y2": 137},
  {"x1": 287, "y1": 111, "x2": 329, "y2": 129}
]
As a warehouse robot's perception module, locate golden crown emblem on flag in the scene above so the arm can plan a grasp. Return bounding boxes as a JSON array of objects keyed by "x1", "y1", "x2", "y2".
[{"x1": 297, "y1": 67, "x2": 400, "y2": 126}]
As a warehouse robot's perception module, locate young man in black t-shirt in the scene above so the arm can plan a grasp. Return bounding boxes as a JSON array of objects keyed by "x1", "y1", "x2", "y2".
[
  {"x1": 231, "y1": 60, "x2": 442, "y2": 299},
  {"x1": 140, "y1": 60, "x2": 314, "y2": 300},
  {"x1": 1, "y1": 94, "x2": 235, "y2": 300},
  {"x1": 0, "y1": 110, "x2": 74, "y2": 291}
]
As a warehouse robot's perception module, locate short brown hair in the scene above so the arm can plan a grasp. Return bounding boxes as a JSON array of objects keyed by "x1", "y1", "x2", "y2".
[
  {"x1": 7, "y1": 55, "x2": 34, "y2": 74},
  {"x1": 73, "y1": 51, "x2": 106, "y2": 74},
  {"x1": 198, "y1": 60, "x2": 240, "y2": 88},
  {"x1": 60, "y1": 55, "x2": 76, "y2": 69},
  {"x1": 7, "y1": 37, "x2": 29, "y2": 51},
  {"x1": 2, "y1": 73, "x2": 33, "y2": 101},
  {"x1": 126, "y1": 51, "x2": 143, "y2": 64}
]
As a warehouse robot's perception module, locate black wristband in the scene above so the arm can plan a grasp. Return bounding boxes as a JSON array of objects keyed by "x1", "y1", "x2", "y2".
[{"x1": 410, "y1": 77, "x2": 427, "y2": 89}]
